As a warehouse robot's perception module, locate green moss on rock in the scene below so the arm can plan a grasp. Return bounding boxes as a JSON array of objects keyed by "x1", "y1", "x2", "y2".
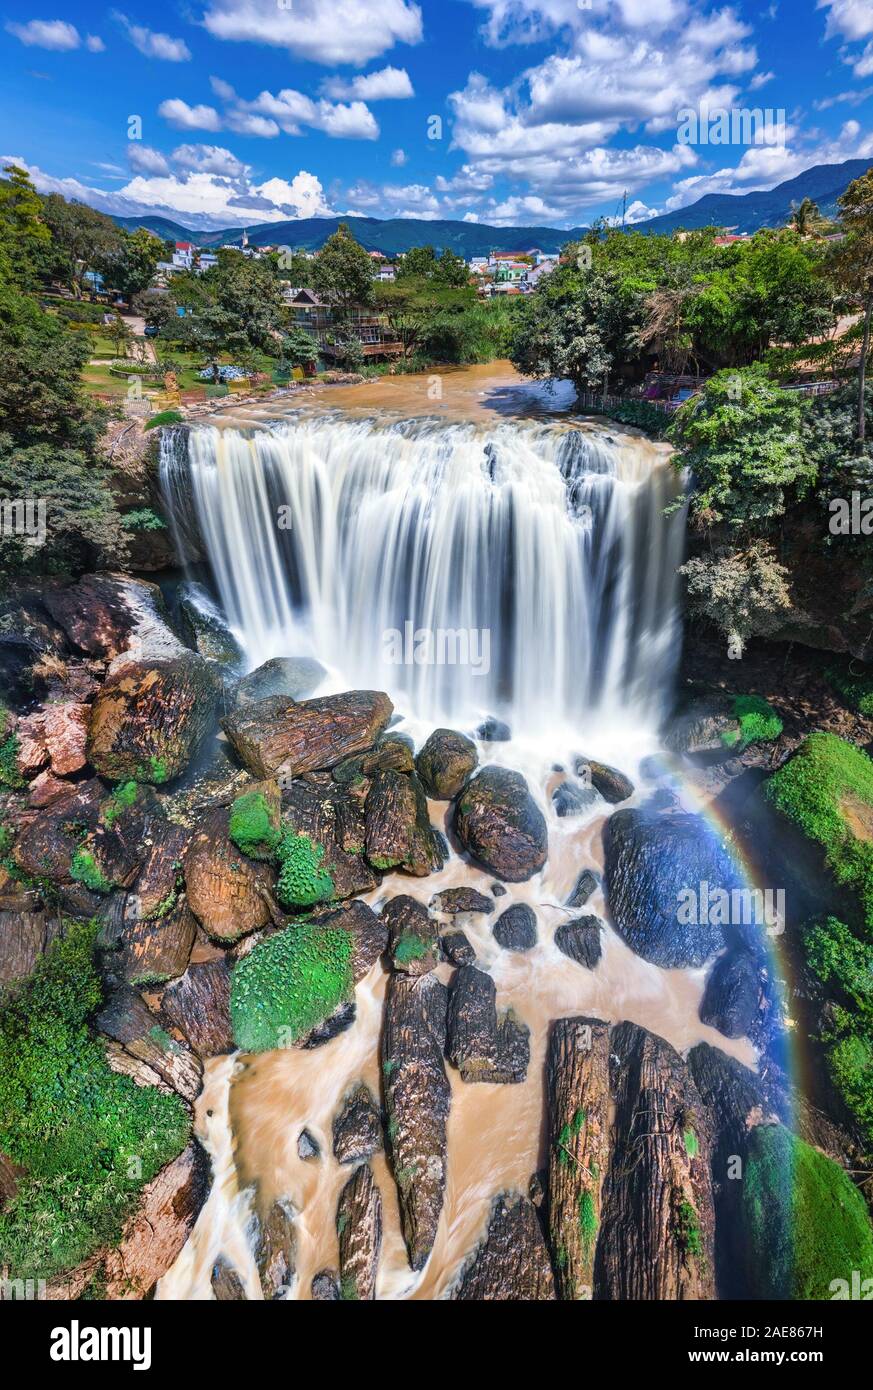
[
  {"x1": 721, "y1": 694, "x2": 783, "y2": 750},
  {"x1": 70, "y1": 847, "x2": 112, "y2": 894},
  {"x1": 229, "y1": 790, "x2": 281, "y2": 861},
  {"x1": 765, "y1": 732, "x2": 873, "y2": 931},
  {"x1": 230, "y1": 920, "x2": 353, "y2": 1051},
  {"x1": 743, "y1": 1124, "x2": 873, "y2": 1299},
  {"x1": 276, "y1": 828, "x2": 334, "y2": 908},
  {"x1": 101, "y1": 781, "x2": 141, "y2": 829}
]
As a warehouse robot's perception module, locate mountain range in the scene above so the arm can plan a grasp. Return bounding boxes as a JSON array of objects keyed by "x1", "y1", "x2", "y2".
[{"x1": 113, "y1": 157, "x2": 871, "y2": 256}]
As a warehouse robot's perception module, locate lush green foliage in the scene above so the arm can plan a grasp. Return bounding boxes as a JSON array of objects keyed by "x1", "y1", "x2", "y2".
[
  {"x1": 803, "y1": 917, "x2": 873, "y2": 1147},
  {"x1": 827, "y1": 660, "x2": 873, "y2": 717},
  {"x1": 0, "y1": 920, "x2": 190, "y2": 1280},
  {"x1": 721, "y1": 694, "x2": 783, "y2": 749},
  {"x1": 228, "y1": 791, "x2": 281, "y2": 861},
  {"x1": 765, "y1": 733, "x2": 873, "y2": 931},
  {"x1": 230, "y1": 920, "x2": 353, "y2": 1051},
  {"x1": 69, "y1": 847, "x2": 112, "y2": 894},
  {"x1": 144, "y1": 410, "x2": 183, "y2": 430},
  {"x1": 276, "y1": 829, "x2": 334, "y2": 908},
  {"x1": 743, "y1": 1124, "x2": 873, "y2": 1299},
  {"x1": 310, "y1": 224, "x2": 375, "y2": 312}
]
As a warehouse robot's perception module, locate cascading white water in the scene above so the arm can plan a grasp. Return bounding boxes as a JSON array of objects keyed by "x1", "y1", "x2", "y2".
[{"x1": 161, "y1": 412, "x2": 685, "y2": 737}]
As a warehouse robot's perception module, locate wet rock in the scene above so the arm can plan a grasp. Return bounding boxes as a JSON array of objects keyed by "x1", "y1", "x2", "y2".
[
  {"x1": 333, "y1": 1084, "x2": 384, "y2": 1166},
  {"x1": 364, "y1": 768, "x2": 443, "y2": 876},
  {"x1": 16, "y1": 702, "x2": 90, "y2": 778},
  {"x1": 252, "y1": 1198, "x2": 296, "y2": 1300},
  {"x1": 177, "y1": 582, "x2": 244, "y2": 669},
  {"x1": 446, "y1": 965, "x2": 530, "y2": 1084},
  {"x1": 336, "y1": 1164, "x2": 382, "y2": 1301},
  {"x1": 430, "y1": 886, "x2": 494, "y2": 915},
  {"x1": 281, "y1": 778, "x2": 379, "y2": 903},
  {"x1": 300, "y1": 1001, "x2": 357, "y2": 1050},
  {"x1": 12, "y1": 778, "x2": 105, "y2": 886},
  {"x1": 298, "y1": 1129, "x2": 320, "y2": 1162},
  {"x1": 493, "y1": 902, "x2": 537, "y2": 952},
  {"x1": 491, "y1": 882, "x2": 507, "y2": 897},
  {"x1": 663, "y1": 693, "x2": 737, "y2": 756},
  {"x1": 27, "y1": 769, "x2": 74, "y2": 809},
  {"x1": 230, "y1": 656, "x2": 326, "y2": 707},
  {"x1": 596, "y1": 1023, "x2": 715, "y2": 1300},
  {"x1": 0, "y1": 596, "x2": 68, "y2": 705},
  {"x1": 381, "y1": 894, "x2": 439, "y2": 976},
  {"x1": 161, "y1": 957, "x2": 234, "y2": 1058},
  {"x1": 450, "y1": 1193, "x2": 556, "y2": 1301},
  {"x1": 699, "y1": 950, "x2": 762, "y2": 1040},
  {"x1": 42, "y1": 574, "x2": 164, "y2": 661},
  {"x1": 333, "y1": 734, "x2": 415, "y2": 786},
  {"x1": 381, "y1": 973, "x2": 451, "y2": 1271},
  {"x1": 604, "y1": 809, "x2": 741, "y2": 968},
  {"x1": 555, "y1": 916, "x2": 603, "y2": 970},
  {"x1": 315, "y1": 898, "x2": 388, "y2": 984},
  {"x1": 475, "y1": 716, "x2": 511, "y2": 742},
  {"x1": 119, "y1": 821, "x2": 195, "y2": 985},
  {"x1": 416, "y1": 728, "x2": 478, "y2": 800},
  {"x1": 221, "y1": 689, "x2": 393, "y2": 779},
  {"x1": 97, "y1": 985, "x2": 202, "y2": 1105},
  {"x1": 311, "y1": 1270, "x2": 340, "y2": 1300},
  {"x1": 100, "y1": 1141, "x2": 210, "y2": 1300},
  {"x1": 576, "y1": 758, "x2": 634, "y2": 805},
  {"x1": 211, "y1": 1257, "x2": 248, "y2": 1301},
  {"x1": 89, "y1": 648, "x2": 221, "y2": 785},
  {"x1": 0, "y1": 911, "x2": 65, "y2": 993},
  {"x1": 566, "y1": 869, "x2": 598, "y2": 908},
  {"x1": 552, "y1": 781, "x2": 600, "y2": 818},
  {"x1": 454, "y1": 766, "x2": 548, "y2": 883},
  {"x1": 547, "y1": 1017, "x2": 610, "y2": 1300},
  {"x1": 440, "y1": 929, "x2": 476, "y2": 966},
  {"x1": 183, "y1": 806, "x2": 276, "y2": 942}
]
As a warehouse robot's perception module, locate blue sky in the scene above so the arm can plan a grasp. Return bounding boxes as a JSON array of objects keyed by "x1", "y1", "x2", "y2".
[{"x1": 1, "y1": 0, "x2": 872, "y2": 231}]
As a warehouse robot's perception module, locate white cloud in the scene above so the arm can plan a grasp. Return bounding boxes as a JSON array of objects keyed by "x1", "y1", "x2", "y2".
[
  {"x1": 818, "y1": 0, "x2": 873, "y2": 42},
  {"x1": 225, "y1": 110, "x2": 280, "y2": 138},
  {"x1": 127, "y1": 144, "x2": 172, "y2": 175},
  {"x1": 86, "y1": 35, "x2": 106, "y2": 53},
  {"x1": 201, "y1": 0, "x2": 423, "y2": 67},
  {"x1": 322, "y1": 66, "x2": 414, "y2": 101},
  {"x1": 6, "y1": 20, "x2": 81, "y2": 50},
  {"x1": 242, "y1": 88, "x2": 379, "y2": 139},
  {"x1": 209, "y1": 76, "x2": 237, "y2": 102},
  {"x1": 114, "y1": 13, "x2": 191, "y2": 61},
  {"x1": 171, "y1": 144, "x2": 247, "y2": 178},
  {"x1": 158, "y1": 99, "x2": 222, "y2": 131},
  {"x1": 749, "y1": 71, "x2": 775, "y2": 90}
]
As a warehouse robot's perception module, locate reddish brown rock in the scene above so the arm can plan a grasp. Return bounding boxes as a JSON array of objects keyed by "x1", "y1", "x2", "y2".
[
  {"x1": 336, "y1": 1164, "x2": 382, "y2": 1301},
  {"x1": 0, "y1": 910, "x2": 65, "y2": 993},
  {"x1": 221, "y1": 689, "x2": 394, "y2": 779},
  {"x1": 416, "y1": 727, "x2": 478, "y2": 800},
  {"x1": 160, "y1": 957, "x2": 234, "y2": 1058},
  {"x1": 97, "y1": 985, "x2": 202, "y2": 1105},
  {"x1": 364, "y1": 768, "x2": 442, "y2": 876},
  {"x1": 184, "y1": 806, "x2": 277, "y2": 942},
  {"x1": 27, "y1": 769, "x2": 74, "y2": 808}
]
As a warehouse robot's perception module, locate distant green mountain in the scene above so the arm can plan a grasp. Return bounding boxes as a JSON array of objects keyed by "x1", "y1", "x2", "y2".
[{"x1": 112, "y1": 157, "x2": 871, "y2": 254}]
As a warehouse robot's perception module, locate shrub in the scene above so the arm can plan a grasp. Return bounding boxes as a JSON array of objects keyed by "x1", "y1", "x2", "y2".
[
  {"x1": 826, "y1": 662, "x2": 873, "y2": 717},
  {"x1": 0, "y1": 920, "x2": 190, "y2": 1280},
  {"x1": 228, "y1": 790, "x2": 280, "y2": 861},
  {"x1": 122, "y1": 509, "x2": 166, "y2": 532},
  {"x1": 144, "y1": 410, "x2": 183, "y2": 431},
  {"x1": 765, "y1": 732, "x2": 873, "y2": 931},
  {"x1": 0, "y1": 728, "x2": 23, "y2": 788},
  {"x1": 230, "y1": 920, "x2": 353, "y2": 1051},
  {"x1": 276, "y1": 828, "x2": 334, "y2": 908},
  {"x1": 743, "y1": 1124, "x2": 873, "y2": 1299},
  {"x1": 721, "y1": 694, "x2": 783, "y2": 750}
]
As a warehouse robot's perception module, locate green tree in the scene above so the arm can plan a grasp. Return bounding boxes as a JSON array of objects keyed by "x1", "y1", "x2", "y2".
[
  {"x1": 311, "y1": 224, "x2": 374, "y2": 314},
  {"x1": 396, "y1": 245, "x2": 469, "y2": 288},
  {"x1": 0, "y1": 164, "x2": 50, "y2": 287},
  {"x1": 790, "y1": 197, "x2": 825, "y2": 237},
  {"x1": 831, "y1": 169, "x2": 873, "y2": 447},
  {"x1": 98, "y1": 226, "x2": 164, "y2": 300},
  {"x1": 279, "y1": 327, "x2": 319, "y2": 371},
  {"x1": 512, "y1": 257, "x2": 640, "y2": 395},
  {"x1": 374, "y1": 278, "x2": 474, "y2": 360},
  {"x1": 40, "y1": 193, "x2": 122, "y2": 297}
]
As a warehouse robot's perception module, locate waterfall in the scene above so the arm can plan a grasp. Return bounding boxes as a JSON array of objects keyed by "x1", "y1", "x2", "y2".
[{"x1": 160, "y1": 412, "x2": 686, "y2": 737}]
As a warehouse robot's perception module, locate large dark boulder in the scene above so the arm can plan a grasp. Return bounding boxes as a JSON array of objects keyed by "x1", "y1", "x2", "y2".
[
  {"x1": 381, "y1": 894, "x2": 439, "y2": 976},
  {"x1": 699, "y1": 950, "x2": 762, "y2": 1040},
  {"x1": 454, "y1": 766, "x2": 548, "y2": 882},
  {"x1": 251, "y1": 1198, "x2": 296, "y2": 1300},
  {"x1": 336, "y1": 1164, "x2": 382, "y2": 1301},
  {"x1": 431, "y1": 886, "x2": 493, "y2": 915},
  {"x1": 579, "y1": 759, "x2": 634, "y2": 805},
  {"x1": 160, "y1": 957, "x2": 235, "y2": 1058},
  {"x1": 363, "y1": 768, "x2": 443, "y2": 876},
  {"x1": 493, "y1": 902, "x2": 537, "y2": 952},
  {"x1": 221, "y1": 689, "x2": 393, "y2": 779},
  {"x1": 604, "y1": 809, "x2": 742, "y2": 968},
  {"x1": 555, "y1": 916, "x2": 603, "y2": 970},
  {"x1": 183, "y1": 806, "x2": 276, "y2": 942},
  {"x1": 332, "y1": 1084, "x2": 384, "y2": 1166},
  {"x1": 416, "y1": 728, "x2": 478, "y2": 800},
  {"x1": 231, "y1": 656, "x2": 326, "y2": 707}
]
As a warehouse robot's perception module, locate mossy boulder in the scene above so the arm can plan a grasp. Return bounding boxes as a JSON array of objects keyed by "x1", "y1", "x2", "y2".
[
  {"x1": 183, "y1": 806, "x2": 275, "y2": 942},
  {"x1": 230, "y1": 919, "x2": 356, "y2": 1052},
  {"x1": 743, "y1": 1124, "x2": 873, "y2": 1299},
  {"x1": 276, "y1": 829, "x2": 334, "y2": 909},
  {"x1": 228, "y1": 782, "x2": 282, "y2": 861}
]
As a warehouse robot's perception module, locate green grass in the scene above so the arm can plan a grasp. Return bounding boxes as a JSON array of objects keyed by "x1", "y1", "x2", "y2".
[
  {"x1": 69, "y1": 847, "x2": 112, "y2": 894},
  {"x1": 827, "y1": 662, "x2": 873, "y2": 718},
  {"x1": 0, "y1": 731, "x2": 24, "y2": 789},
  {"x1": 144, "y1": 410, "x2": 183, "y2": 431},
  {"x1": 230, "y1": 920, "x2": 353, "y2": 1051},
  {"x1": 276, "y1": 829, "x2": 334, "y2": 909},
  {"x1": 0, "y1": 920, "x2": 190, "y2": 1281},
  {"x1": 229, "y1": 790, "x2": 281, "y2": 861},
  {"x1": 721, "y1": 694, "x2": 783, "y2": 750},
  {"x1": 765, "y1": 732, "x2": 873, "y2": 932},
  {"x1": 743, "y1": 1124, "x2": 873, "y2": 1299}
]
